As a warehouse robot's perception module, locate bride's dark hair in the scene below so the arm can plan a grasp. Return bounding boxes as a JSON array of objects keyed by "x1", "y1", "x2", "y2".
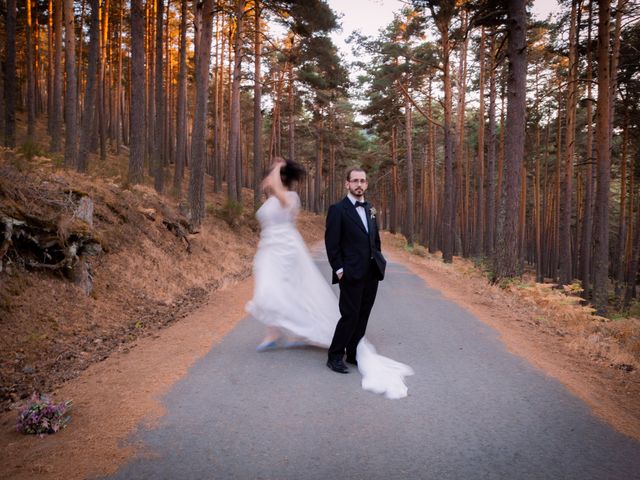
[{"x1": 272, "y1": 157, "x2": 305, "y2": 188}]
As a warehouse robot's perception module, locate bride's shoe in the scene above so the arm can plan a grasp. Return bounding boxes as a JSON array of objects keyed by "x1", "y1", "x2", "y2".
[{"x1": 256, "y1": 340, "x2": 279, "y2": 352}]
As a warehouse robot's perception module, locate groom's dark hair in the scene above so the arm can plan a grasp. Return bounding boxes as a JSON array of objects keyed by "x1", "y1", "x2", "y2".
[{"x1": 346, "y1": 167, "x2": 366, "y2": 181}]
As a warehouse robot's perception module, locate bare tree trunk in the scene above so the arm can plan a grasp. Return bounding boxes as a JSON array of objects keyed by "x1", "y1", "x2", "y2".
[
  {"x1": 405, "y1": 98, "x2": 414, "y2": 245},
  {"x1": 76, "y1": 0, "x2": 85, "y2": 114},
  {"x1": 390, "y1": 125, "x2": 399, "y2": 234},
  {"x1": 441, "y1": 22, "x2": 454, "y2": 262},
  {"x1": 314, "y1": 116, "x2": 323, "y2": 213},
  {"x1": 287, "y1": 60, "x2": 295, "y2": 163},
  {"x1": 3, "y1": 0, "x2": 16, "y2": 147},
  {"x1": 616, "y1": 110, "x2": 629, "y2": 295},
  {"x1": 26, "y1": 0, "x2": 36, "y2": 140},
  {"x1": 128, "y1": 0, "x2": 145, "y2": 184},
  {"x1": 47, "y1": 0, "x2": 54, "y2": 134},
  {"x1": 50, "y1": 0, "x2": 63, "y2": 151},
  {"x1": 493, "y1": 0, "x2": 527, "y2": 279},
  {"x1": 484, "y1": 30, "x2": 496, "y2": 257},
  {"x1": 174, "y1": 0, "x2": 188, "y2": 196},
  {"x1": 592, "y1": 0, "x2": 611, "y2": 313},
  {"x1": 454, "y1": 11, "x2": 468, "y2": 256},
  {"x1": 189, "y1": 0, "x2": 215, "y2": 225},
  {"x1": 213, "y1": 11, "x2": 223, "y2": 193},
  {"x1": 535, "y1": 114, "x2": 542, "y2": 282},
  {"x1": 163, "y1": 2, "x2": 171, "y2": 169},
  {"x1": 611, "y1": 0, "x2": 625, "y2": 292},
  {"x1": 63, "y1": 0, "x2": 78, "y2": 168},
  {"x1": 114, "y1": 4, "x2": 124, "y2": 154},
  {"x1": 428, "y1": 83, "x2": 437, "y2": 251},
  {"x1": 97, "y1": 0, "x2": 108, "y2": 161},
  {"x1": 559, "y1": 0, "x2": 579, "y2": 285},
  {"x1": 78, "y1": 0, "x2": 100, "y2": 173},
  {"x1": 475, "y1": 27, "x2": 486, "y2": 257},
  {"x1": 146, "y1": 0, "x2": 155, "y2": 174},
  {"x1": 153, "y1": 0, "x2": 165, "y2": 192},
  {"x1": 624, "y1": 188, "x2": 640, "y2": 307},
  {"x1": 227, "y1": 0, "x2": 245, "y2": 203},
  {"x1": 253, "y1": 0, "x2": 263, "y2": 208}
]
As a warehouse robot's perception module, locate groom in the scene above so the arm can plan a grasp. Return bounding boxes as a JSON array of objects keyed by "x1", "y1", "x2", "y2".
[{"x1": 325, "y1": 167, "x2": 386, "y2": 374}]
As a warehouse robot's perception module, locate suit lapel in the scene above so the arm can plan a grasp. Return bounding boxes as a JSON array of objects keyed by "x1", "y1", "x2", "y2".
[{"x1": 343, "y1": 197, "x2": 368, "y2": 234}]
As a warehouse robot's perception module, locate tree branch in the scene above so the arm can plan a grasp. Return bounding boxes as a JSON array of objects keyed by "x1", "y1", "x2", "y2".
[{"x1": 396, "y1": 81, "x2": 443, "y2": 130}]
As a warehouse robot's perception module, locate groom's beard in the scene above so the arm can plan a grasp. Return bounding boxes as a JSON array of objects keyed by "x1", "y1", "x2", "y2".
[{"x1": 348, "y1": 186, "x2": 366, "y2": 199}]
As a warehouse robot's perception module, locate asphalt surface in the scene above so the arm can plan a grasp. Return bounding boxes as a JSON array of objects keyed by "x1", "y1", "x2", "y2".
[{"x1": 103, "y1": 253, "x2": 640, "y2": 480}]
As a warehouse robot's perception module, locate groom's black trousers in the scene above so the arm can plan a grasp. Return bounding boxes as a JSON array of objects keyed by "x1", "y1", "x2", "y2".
[{"x1": 328, "y1": 263, "x2": 379, "y2": 361}]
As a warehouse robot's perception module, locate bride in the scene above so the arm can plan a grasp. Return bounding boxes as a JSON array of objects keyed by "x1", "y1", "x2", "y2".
[{"x1": 246, "y1": 158, "x2": 413, "y2": 399}]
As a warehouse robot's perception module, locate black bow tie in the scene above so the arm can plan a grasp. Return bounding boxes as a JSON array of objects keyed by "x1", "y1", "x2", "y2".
[{"x1": 354, "y1": 201, "x2": 367, "y2": 208}]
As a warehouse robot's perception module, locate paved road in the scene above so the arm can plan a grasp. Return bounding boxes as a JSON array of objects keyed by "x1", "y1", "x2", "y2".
[{"x1": 104, "y1": 253, "x2": 640, "y2": 480}]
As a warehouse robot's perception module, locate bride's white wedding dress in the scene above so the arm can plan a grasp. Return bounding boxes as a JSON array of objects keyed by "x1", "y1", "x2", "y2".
[{"x1": 246, "y1": 191, "x2": 414, "y2": 399}]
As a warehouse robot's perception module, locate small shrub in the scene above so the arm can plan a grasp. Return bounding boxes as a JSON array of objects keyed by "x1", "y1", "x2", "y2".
[
  {"x1": 19, "y1": 140, "x2": 45, "y2": 161},
  {"x1": 412, "y1": 244, "x2": 427, "y2": 257},
  {"x1": 219, "y1": 200, "x2": 243, "y2": 227},
  {"x1": 497, "y1": 276, "x2": 523, "y2": 289},
  {"x1": 16, "y1": 392, "x2": 72, "y2": 435}
]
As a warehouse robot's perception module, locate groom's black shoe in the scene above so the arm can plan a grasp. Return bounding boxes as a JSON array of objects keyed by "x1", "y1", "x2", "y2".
[
  {"x1": 345, "y1": 357, "x2": 358, "y2": 367},
  {"x1": 327, "y1": 358, "x2": 349, "y2": 374}
]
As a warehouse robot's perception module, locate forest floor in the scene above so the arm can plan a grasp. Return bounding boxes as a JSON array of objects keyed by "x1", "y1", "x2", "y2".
[{"x1": 0, "y1": 136, "x2": 639, "y2": 478}]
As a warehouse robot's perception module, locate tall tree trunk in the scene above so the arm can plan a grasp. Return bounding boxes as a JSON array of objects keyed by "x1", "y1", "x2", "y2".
[
  {"x1": 253, "y1": 0, "x2": 263, "y2": 208},
  {"x1": 314, "y1": 116, "x2": 324, "y2": 213},
  {"x1": 103, "y1": 0, "x2": 111, "y2": 151},
  {"x1": 390, "y1": 125, "x2": 399, "y2": 234},
  {"x1": 534, "y1": 110, "x2": 542, "y2": 282},
  {"x1": 50, "y1": 0, "x2": 63, "y2": 151},
  {"x1": 128, "y1": 0, "x2": 145, "y2": 184},
  {"x1": 76, "y1": 0, "x2": 85, "y2": 114},
  {"x1": 26, "y1": 0, "x2": 36, "y2": 140},
  {"x1": 624, "y1": 187, "x2": 640, "y2": 307},
  {"x1": 78, "y1": 0, "x2": 100, "y2": 173},
  {"x1": 493, "y1": 0, "x2": 527, "y2": 279},
  {"x1": 428, "y1": 83, "x2": 438, "y2": 251},
  {"x1": 188, "y1": 0, "x2": 215, "y2": 225},
  {"x1": 592, "y1": 0, "x2": 611, "y2": 313},
  {"x1": 3, "y1": 0, "x2": 16, "y2": 147},
  {"x1": 213, "y1": 11, "x2": 223, "y2": 193},
  {"x1": 174, "y1": 0, "x2": 188, "y2": 196},
  {"x1": 405, "y1": 98, "x2": 414, "y2": 245},
  {"x1": 287, "y1": 59, "x2": 295, "y2": 163},
  {"x1": 475, "y1": 27, "x2": 486, "y2": 257},
  {"x1": 616, "y1": 110, "x2": 629, "y2": 295},
  {"x1": 441, "y1": 22, "x2": 454, "y2": 262},
  {"x1": 96, "y1": 0, "x2": 108, "y2": 161},
  {"x1": 153, "y1": 0, "x2": 165, "y2": 192},
  {"x1": 559, "y1": 0, "x2": 579, "y2": 285},
  {"x1": 63, "y1": 0, "x2": 78, "y2": 168},
  {"x1": 611, "y1": 0, "x2": 625, "y2": 292},
  {"x1": 146, "y1": 0, "x2": 155, "y2": 173},
  {"x1": 47, "y1": 0, "x2": 54, "y2": 134},
  {"x1": 114, "y1": 4, "x2": 124, "y2": 154},
  {"x1": 227, "y1": 0, "x2": 245, "y2": 203},
  {"x1": 454, "y1": 11, "x2": 468, "y2": 256},
  {"x1": 484, "y1": 30, "x2": 497, "y2": 257}
]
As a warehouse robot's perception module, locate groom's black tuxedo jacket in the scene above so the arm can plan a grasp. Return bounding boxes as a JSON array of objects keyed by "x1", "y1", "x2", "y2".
[{"x1": 325, "y1": 196, "x2": 386, "y2": 284}]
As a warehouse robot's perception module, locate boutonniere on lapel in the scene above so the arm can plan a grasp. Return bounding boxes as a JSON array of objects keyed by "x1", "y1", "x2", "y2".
[{"x1": 370, "y1": 206, "x2": 376, "y2": 220}]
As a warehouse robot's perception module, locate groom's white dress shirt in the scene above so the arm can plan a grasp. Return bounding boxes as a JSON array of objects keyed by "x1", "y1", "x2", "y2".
[
  {"x1": 336, "y1": 194, "x2": 368, "y2": 277},
  {"x1": 348, "y1": 193, "x2": 369, "y2": 233}
]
